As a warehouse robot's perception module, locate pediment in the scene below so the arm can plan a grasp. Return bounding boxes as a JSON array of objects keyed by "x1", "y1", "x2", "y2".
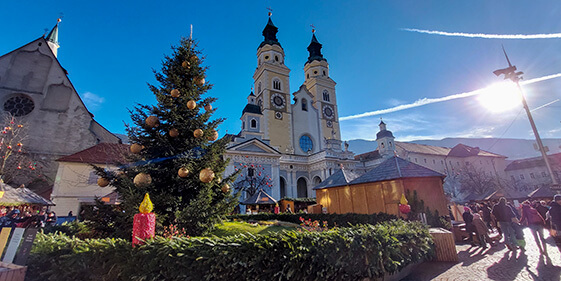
[{"x1": 227, "y1": 138, "x2": 281, "y2": 155}]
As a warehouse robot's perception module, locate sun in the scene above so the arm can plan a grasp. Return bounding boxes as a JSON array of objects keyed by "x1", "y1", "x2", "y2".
[{"x1": 477, "y1": 82, "x2": 521, "y2": 113}]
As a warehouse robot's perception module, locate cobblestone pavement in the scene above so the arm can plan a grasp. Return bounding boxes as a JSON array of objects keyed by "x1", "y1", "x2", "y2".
[{"x1": 402, "y1": 228, "x2": 561, "y2": 281}]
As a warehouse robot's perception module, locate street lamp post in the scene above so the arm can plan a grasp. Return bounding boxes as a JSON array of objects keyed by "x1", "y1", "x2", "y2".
[{"x1": 493, "y1": 47, "x2": 560, "y2": 192}]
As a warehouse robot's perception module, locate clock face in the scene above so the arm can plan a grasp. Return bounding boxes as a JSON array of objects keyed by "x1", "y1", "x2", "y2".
[
  {"x1": 323, "y1": 104, "x2": 334, "y2": 119},
  {"x1": 271, "y1": 93, "x2": 286, "y2": 109}
]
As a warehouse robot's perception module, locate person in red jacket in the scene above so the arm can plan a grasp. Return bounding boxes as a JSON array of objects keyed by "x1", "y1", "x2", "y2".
[{"x1": 520, "y1": 200, "x2": 547, "y2": 254}]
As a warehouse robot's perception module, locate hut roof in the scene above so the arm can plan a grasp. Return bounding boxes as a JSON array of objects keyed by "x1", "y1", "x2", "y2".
[
  {"x1": 313, "y1": 169, "x2": 360, "y2": 190},
  {"x1": 241, "y1": 189, "x2": 277, "y2": 205},
  {"x1": 528, "y1": 186, "x2": 556, "y2": 199},
  {"x1": 0, "y1": 183, "x2": 54, "y2": 206},
  {"x1": 351, "y1": 156, "x2": 445, "y2": 185}
]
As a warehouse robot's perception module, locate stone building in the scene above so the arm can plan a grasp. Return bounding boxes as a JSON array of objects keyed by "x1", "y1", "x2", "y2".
[
  {"x1": 0, "y1": 20, "x2": 120, "y2": 196},
  {"x1": 505, "y1": 152, "x2": 561, "y2": 192}
]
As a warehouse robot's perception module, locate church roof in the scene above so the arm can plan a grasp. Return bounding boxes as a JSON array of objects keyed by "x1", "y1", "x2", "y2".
[
  {"x1": 57, "y1": 143, "x2": 130, "y2": 164},
  {"x1": 45, "y1": 19, "x2": 60, "y2": 45},
  {"x1": 351, "y1": 156, "x2": 445, "y2": 185},
  {"x1": 241, "y1": 189, "x2": 277, "y2": 205},
  {"x1": 306, "y1": 33, "x2": 326, "y2": 64},
  {"x1": 376, "y1": 130, "x2": 394, "y2": 140},
  {"x1": 242, "y1": 104, "x2": 262, "y2": 115},
  {"x1": 313, "y1": 169, "x2": 360, "y2": 190},
  {"x1": 259, "y1": 17, "x2": 281, "y2": 49}
]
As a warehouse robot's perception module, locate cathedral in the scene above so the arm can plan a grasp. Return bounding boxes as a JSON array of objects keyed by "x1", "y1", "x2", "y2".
[{"x1": 224, "y1": 16, "x2": 357, "y2": 201}]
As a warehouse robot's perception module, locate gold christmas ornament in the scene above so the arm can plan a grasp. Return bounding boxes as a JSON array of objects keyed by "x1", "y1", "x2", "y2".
[
  {"x1": 170, "y1": 89, "x2": 180, "y2": 98},
  {"x1": 97, "y1": 177, "x2": 110, "y2": 187},
  {"x1": 130, "y1": 143, "x2": 144, "y2": 154},
  {"x1": 199, "y1": 168, "x2": 215, "y2": 183},
  {"x1": 204, "y1": 104, "x2": 212, "y2": 111},
  {"x1": 193, "y1": 129, "x2": 204, "y2": 138},
  {"x1": 182, "y1": 61, "x2": 190, "y2": 68},
  {"x1": 134, "y1": 173, "x2": 152, "y2": 187},
  {"x1": 187, "y1": 100, "x2": 197, "y2": 110},
  {"x1": 190, "y1": 55, "x2": 198, "y2": 62},
  {"x1": 207, "y1": 130, "x2": 218, "y2": 141},
  {"x1": 145, "y1": 116, "x2": 160, "y2": 128},
  {"x1": 169, "y1": 128, "x2": 179, "y2": 138},
  {"x1": 221, "y1": 183, "x2": 230, "y2": 193},
  {"x1": 197, "y1": 77, "x2": 205, "y2": 86},
  {"x1": 178, "y1": 167, "x2": 190, "y2": 178}
]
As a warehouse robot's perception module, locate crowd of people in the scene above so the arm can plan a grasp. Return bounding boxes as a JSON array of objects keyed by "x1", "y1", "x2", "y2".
[
  {"x1": 0, "y1": 206, "x2": 58, "y2": 228},
  {"x1": 460, "y1": 194, "x2": 561, "y2": 255}
]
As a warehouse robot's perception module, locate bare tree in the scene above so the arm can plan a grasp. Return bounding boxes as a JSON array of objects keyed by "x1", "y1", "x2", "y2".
[
  {"x1": 0, "y1": 113, "x2": 48, "y2": 186},
  {"x1": 457, "y1": 163, "x2": 500, "y2": 196},
  {"x1": 233, "y1": 163, "x2": 272, "y2": 198}
]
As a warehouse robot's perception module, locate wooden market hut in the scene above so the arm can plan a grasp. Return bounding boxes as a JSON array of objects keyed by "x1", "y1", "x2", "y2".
[
  {"x1": 241, "y1": 188, "x2": 277, "y2": 213},
  {"x1": 528, "y1": 186, "x2": 558, "y2": 201},
  {"x1": 314, "y1": 157, "x2": 448, "y2": 216},
  {"x1": 0, "y1": 183, "x2": 54, "y2": 214}
]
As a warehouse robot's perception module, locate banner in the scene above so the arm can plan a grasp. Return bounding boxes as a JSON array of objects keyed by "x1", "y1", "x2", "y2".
[
  {"x1": 2, "y1": 227, "x2": 24, "y2": 263},
  {"x1": 0, "y1": 227, "x2": 12, "y2": 257},
  {"x1": 14, "y1": 228, "x2": 38, "y2": 265}
]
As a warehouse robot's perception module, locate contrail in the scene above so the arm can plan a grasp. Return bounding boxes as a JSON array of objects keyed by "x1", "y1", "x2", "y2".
[
  {"x1": 340, "y1": 73, "x2": 561, "y2": 121},
  {"x1": 531, "y1": 99, "x2": 559, "y2": 112},
  {"x1": 402, "y1": 28, "x2": 561, "y2": 39}
]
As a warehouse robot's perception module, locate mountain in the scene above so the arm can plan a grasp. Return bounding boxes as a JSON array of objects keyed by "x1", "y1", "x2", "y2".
[{"x1": 347, "y1": 138, "x2": 561, "y2": 160}]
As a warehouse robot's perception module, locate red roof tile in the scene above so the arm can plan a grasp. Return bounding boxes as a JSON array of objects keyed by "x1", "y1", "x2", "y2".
[{"x1": 57, "y1": 143, "x2": 130, "y2": 164}]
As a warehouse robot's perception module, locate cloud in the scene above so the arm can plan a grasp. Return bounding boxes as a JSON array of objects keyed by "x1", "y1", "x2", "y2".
[
  {"x1": 82, "y1": 92, "x2": 105, "y2": 111},
  {"x1": 339, "y1": 73, "x2": 561, "y2": 121},
  {"x1": 402, "y1": 28, "x2": 561, "y2": 39}
]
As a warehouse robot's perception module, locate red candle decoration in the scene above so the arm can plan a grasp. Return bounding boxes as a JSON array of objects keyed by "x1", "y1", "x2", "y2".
[
  {"x1": 132, "y1": 193, "x2": 156, "y2": 246},
  {"x1": 399, "y1": 194, "x2": 411, "y2": 214}
]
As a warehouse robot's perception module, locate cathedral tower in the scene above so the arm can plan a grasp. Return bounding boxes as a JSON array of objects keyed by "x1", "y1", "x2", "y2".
[
  {"x1": 253, "y1": 16, "x2": 293, "y2": 152},
  {"x1": 376, "y1": 120, "x2": 396, "y2": 158},
  {"x1": 303, "y1": 32, "x2": 340, "y2": 142},
  {"x1": 46, "y1": 18, "x2": 61, "y2": 57}
]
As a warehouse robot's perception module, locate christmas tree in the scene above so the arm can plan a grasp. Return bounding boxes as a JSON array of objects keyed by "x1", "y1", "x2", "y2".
[{"x1": 96, "y1": 37, "x2": 238, "y2": 236}]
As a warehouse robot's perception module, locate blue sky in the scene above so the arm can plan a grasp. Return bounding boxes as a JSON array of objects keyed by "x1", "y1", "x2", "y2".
[{"x1": 2, "y1": 1, "x2": 561, "y2": 144}]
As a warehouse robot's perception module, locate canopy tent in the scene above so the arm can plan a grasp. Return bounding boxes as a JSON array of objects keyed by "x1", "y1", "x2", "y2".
[
  {"x1": 241, "y1": 188, "x2": 277, "y2": 205},
  {"x1": 0, "y1": 183, "x2": 54, "y2": 206}
]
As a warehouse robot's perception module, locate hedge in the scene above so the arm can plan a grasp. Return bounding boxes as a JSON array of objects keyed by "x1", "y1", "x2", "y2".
[
  {"x1": 27, "y1": 220, "x2": 432, "y2": 281},
  {"x1": 227, "y1": 212, "x2": 398, "y2": 227}
]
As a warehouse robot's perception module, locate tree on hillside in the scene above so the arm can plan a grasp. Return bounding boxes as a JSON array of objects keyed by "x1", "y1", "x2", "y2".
[{"x1": 95, "y1": 37, "x2": 239, "y2": 236}]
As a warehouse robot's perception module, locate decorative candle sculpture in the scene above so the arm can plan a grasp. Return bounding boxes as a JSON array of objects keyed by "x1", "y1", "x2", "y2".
[
  {"x1": 132, "y1": 193, "x2": 156, "y2": 246},
  {"x1": 398, "y1": 193, "x2": 411, "y2": 214}
]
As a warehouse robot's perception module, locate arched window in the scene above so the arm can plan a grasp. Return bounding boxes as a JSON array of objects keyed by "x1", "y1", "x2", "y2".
[
  {"x1": 313, "y1": 176, "x2": 322, "y2": 187},
  {"x1": 381, "y1": 142, "x2": 385, "y2": 148},
  {"x1": 280, "y1": 177, "x2": 287, "y2": 198},
  {"x1": 250, "y1": 119, "x2": 257, "y2": 128},
  {"x1": 297, "y1": 177, "x2": 308, "y2": 198},
  {"x1": 322, "y1": 90, "x2": 330, "y2": 102},
  {"x1": 301, "y1": 98, "x2": 308, "y2": 111},
  {"x1": 273, "y1": 79, "x2": 281, "y2": 90},
  {"x1": 299, "y1": 135, "x2": 313, "y2": 153}
]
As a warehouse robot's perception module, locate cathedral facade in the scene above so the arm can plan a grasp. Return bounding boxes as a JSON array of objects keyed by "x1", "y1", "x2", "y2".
[{"x1": 224, "y1": 17, "x2": 357, "y2": 202}]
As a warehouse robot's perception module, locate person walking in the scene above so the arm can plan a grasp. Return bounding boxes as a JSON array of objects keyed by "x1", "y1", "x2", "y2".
[
  {"x1": 492, "y1": 197, "x2": 518, "y2": 251},
  {"x1": 480, "y1": 203, "x2": 493, "y2": 230},
  {"x1": 472, "y1": 213, "x2": 489, "y2": 248},
  {"x1": 548, "y1": 194, "x2": 561, "y2": 254},
  {"x1": 520, "y1": 200, "x2": 547, "y2": 254},
  {"x1": 462, "y1": 207, "x2": 475, "y2": 245}
]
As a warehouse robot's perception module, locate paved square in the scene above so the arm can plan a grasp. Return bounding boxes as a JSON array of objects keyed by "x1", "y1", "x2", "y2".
[{"x1": 403, "y1": 228, "x2": 561, "y2": 281}]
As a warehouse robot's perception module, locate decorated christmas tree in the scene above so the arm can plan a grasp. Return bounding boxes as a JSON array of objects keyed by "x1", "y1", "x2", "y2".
[{"x1": 95, "y1": 37, "x2": 238, "y2": 236}]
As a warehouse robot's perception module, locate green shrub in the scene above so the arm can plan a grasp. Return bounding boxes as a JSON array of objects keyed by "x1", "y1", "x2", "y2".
[
  {"x1": 227, "y1": 212, "x2": 398, "y2": 227},
  {"x1": 27, "y1": 220, "x2": 432, "y2": 281}
]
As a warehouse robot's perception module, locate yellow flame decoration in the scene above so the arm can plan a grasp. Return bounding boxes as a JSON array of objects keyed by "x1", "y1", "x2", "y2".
[
  {"x1": 400, "y1": 194, "x2": 408, "y2": 205},
  {"x1": 139, "y1": 193, "x2": 153, "y2": 214}
]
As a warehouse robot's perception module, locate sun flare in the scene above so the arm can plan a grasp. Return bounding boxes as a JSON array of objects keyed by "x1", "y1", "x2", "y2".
[{"x1": 477, "y1": 82, "x2": 521, "y2": 112}]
